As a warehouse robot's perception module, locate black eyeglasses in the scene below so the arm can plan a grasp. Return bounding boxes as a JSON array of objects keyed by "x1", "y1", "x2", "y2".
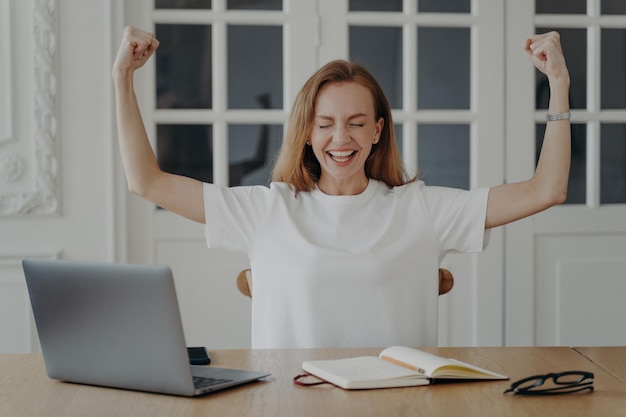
[{"x1": 503, "y1": 371, "x2": 594, "y2": 396}]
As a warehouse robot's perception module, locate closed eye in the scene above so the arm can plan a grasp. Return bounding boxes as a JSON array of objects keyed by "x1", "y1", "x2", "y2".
[{"x1": 349, "y1": 123, "x2": 364, "y2": 127}]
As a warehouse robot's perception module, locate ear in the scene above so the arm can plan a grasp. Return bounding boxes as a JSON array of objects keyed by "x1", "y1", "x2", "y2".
[{"x1": 374, "y1": 117, "x2": 384, "y2": 143}]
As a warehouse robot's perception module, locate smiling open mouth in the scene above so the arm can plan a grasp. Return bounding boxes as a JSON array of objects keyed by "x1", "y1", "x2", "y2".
[{"x1": 328, "y1": 150, "x2": 357, "y2": 162}]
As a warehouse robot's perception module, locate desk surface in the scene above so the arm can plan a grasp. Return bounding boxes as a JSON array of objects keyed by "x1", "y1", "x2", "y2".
[
  {"x1": 2, "y1": 347, "x2": 626, "y2": 417},
  {"x1": 574, "y1": 346, "x2": 626, "y2": 384}
]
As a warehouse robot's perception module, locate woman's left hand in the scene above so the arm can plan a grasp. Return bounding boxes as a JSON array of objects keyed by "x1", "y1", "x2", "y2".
[{"x1": 524, "y1": 31, "x2": 569, "y2": 81}]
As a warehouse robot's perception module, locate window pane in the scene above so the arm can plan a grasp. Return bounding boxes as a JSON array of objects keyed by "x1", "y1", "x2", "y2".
[
  {"x1": 418, "y1": 0, "x2": 470, "y2": 13},
  {"x1": 349, "y1": 0, "x2": 402, "y2": 12},
  {"x1": 536, "y1": 123, "x2": 586, "y2": 204},
  {"x1": 228, "y1": 124, "x2": 283, "y2": 186},
  {"x1": 601, "y1": 29, "x2": 626, "y2": 109},
  {"x1": 228, "y1": 25, "x2": 283, "y2": 109},
  {"x1": 417, "y1": 124, "x2": 469, "y2": 189},
  {"x1": 350, "y1": 26, "x2": 403, "y2": 109},
  {"x1": 418, "y1": 28, "x2": 470, "y2": 110},
  {"x1": 155, "y1": 0, "x2": 211, "y2": 9},
  {"x1": 157, "y1": 124, "x2": 213, "y2": 183},
  {"x1": 227, "y1": 0, "x2": 282, "y2": 10},
  {"x1": 393, "y1": 124, "x2": 404, "y2": 156},
  {"x1": 535, "y1": 28, "x2": 586, "y2": 110},
  {"x1": 602, "y1": 0, "x2": 626, "y2": 14},
  {"x1": 600, "y1": 124, "x2": 626, "y2": 204},
  {"x1": 535, "y1": 0, "x2": 585, "y2": 14},
  {"x1": 156, "y1": 25, "x2": 212, "y2": 109}
]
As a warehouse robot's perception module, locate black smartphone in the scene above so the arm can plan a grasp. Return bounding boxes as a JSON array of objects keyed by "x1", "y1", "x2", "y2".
[{"x1": 187, "y1": 346, "x2": 211, "y2": 365}]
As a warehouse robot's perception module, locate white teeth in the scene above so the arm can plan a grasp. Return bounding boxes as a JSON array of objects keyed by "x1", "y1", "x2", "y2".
[{"x1": 329, "y1": 150, "x2": 355, "y2": 158}]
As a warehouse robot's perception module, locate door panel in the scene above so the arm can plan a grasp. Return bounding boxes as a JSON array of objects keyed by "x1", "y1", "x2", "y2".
[
  {"x1": 505, "y1": 0, "x2": 626, "y2": 346},
  {"x1": 535, "y1": 235, "x2": 626, "y2": 346},
  {"x1": 156, "y1": 242, "x2": 251, "y2": 348}
]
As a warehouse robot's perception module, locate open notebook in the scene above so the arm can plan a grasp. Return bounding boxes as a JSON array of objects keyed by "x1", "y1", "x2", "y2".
[{"x1": 300, "y1": 346, "x2": 508, "y2": 389}]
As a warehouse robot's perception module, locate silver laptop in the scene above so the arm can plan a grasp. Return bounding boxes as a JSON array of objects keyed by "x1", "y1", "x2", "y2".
[{"x1": 22, "y1": 258, "x2": 270, "y2": 397}]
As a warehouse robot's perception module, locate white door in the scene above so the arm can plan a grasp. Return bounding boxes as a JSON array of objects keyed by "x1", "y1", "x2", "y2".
[
  {"x1": 122, "y1": 0, "x2": 317, "y2": 348},
  {"x1": 120, "y1": 0, "x2": 511, "y2": 348},
  {"x1": 505, "y1": 1, "x2": 626, "y2": 346}
]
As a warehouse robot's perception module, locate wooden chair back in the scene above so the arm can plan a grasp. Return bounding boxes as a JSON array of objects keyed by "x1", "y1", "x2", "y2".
[{"x1": 236, "y1": 268, "x2": 454, "y2": 298}]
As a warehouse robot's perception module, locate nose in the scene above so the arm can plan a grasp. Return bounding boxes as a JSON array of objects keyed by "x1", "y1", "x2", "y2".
[{"x1": 332, "y1": 124, "x2": 350, "y2": 144}]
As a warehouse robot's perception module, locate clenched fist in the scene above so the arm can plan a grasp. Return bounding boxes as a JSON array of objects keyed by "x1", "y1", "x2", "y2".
[
  {"x1": 524, "y1": 31, "x2": 569, "y2": 82},
  {"x1": 112, "y1": 26, "x2": 160, "y2": 79}
]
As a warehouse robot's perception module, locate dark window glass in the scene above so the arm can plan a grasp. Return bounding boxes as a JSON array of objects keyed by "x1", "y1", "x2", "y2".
[
  {"x1": 418, "y1": 0, "x2": 470, "y2": 13},
  {"x1": 155, "y1": 0, "x2": 211, "y2": 9},
  {"x1": 418, "y1": 28, "x2": 470, "y2": 109},
  {"x1": 417, "y1": 124, "x2": 470, "y2": 189},
  {"x1": 227, "y1": 0, "x2": 282, "y2": 10},
  {"x1": 535, "y1": 28, "x2": 586, "y2": 110},
  {"x1": 157, "y1": 124, "x2": 213, "y2": 183},
  {"x1": 228, "y1": 124, "x2": 283, "y2": 186},
  {"x1": 535, "y1": 0, "x2": 585, "y2": 14},
  {"x1": 601, "y1": 29, "x2": 626, "y2": 109},
  {"x1": 536, "y1": 123, "x2": 586, "y2": 204},
  {"x1": 156, "y1": 25, "x2": 212, "y2": 109},
  {"x1": 349, "y1": 0, "x2": 402, "y2": 12},
  {"x1": 601, "y1": 0, "x2": 626, "y2": 14},
  {"x1": 393, "y1": 124, "x2": 404, "y2": 160},
  {"x1": 350, "y1": 26, "x2": 403, "y2": 109},
  {"x1": 600, "y1": 124, "x2": 626, "y2": 204},
  {"x1": 228, "y1": 25, "x2": 283, "y2": 109}
]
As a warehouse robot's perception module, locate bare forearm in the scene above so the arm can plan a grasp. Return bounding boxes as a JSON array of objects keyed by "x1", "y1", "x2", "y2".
[
  {"x1": 487, "y1": 79, "x2": 570, "y2": 229},
  {"x1": 533, "y1": 75, "x2": 571, "y2": 204},
  {"x1": 114, "y1": 71, "x2": 161, "y2": 197}
]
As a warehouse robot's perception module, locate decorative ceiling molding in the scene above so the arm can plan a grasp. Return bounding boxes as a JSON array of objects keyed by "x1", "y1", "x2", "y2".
[{"x1": 0, "y1": 0, "x2": 60, "y2": 216}]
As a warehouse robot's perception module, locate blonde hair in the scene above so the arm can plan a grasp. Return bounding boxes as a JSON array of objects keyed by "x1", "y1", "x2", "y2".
[{"x1": 271, "y1": 60, "x2": 415, "y2": 191}]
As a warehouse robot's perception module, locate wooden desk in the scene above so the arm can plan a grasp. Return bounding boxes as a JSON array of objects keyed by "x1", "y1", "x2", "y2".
[
  {"x1": 1, "y1": 347, "x2": 626, "y2": 417},
  {"x1": 574, "y1": 346, "x2": 626, "y2": 384}
]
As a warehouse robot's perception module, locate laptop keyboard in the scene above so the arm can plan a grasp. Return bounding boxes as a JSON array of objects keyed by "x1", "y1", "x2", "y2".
[{"x1": 193, "y1": 376, "x2": 234, "y2": 389}]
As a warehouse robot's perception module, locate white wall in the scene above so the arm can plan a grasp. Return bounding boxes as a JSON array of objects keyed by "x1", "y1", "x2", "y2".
[{"x1": 0, "y1": 0, "x2": 118, "y2": 352}]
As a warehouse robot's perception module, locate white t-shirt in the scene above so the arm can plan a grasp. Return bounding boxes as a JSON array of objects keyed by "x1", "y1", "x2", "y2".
[{"x1": 204, "y1": 179, "x2": 490, "y2": 348}]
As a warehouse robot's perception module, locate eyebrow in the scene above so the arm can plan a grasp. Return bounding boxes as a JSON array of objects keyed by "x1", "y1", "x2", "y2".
[{"x1": 315, "y1": 113, "x2": 368, "y2": 121}]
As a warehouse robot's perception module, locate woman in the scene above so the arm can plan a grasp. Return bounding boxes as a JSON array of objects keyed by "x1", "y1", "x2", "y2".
[{"x1": 113, "y1": 27, "x2": 570, "y2": 348}]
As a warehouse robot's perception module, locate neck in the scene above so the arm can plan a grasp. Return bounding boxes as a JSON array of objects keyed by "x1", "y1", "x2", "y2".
[{"x1": 317, "y1": 176, "x2": 369, "y2": 196}]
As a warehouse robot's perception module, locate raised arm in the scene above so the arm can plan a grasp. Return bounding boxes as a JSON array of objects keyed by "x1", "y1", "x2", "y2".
[
  {"x1": 485, "y1": 31, "x2": 571, "y2": 229},
  {"x1": 112, "y1": 26, "x2": 205, "y2": 224}
]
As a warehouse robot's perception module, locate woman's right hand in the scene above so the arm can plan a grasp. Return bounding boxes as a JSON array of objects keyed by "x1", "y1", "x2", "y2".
[{"x1": 112, "y1": 26, "x2": 159, "y2": 78}]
